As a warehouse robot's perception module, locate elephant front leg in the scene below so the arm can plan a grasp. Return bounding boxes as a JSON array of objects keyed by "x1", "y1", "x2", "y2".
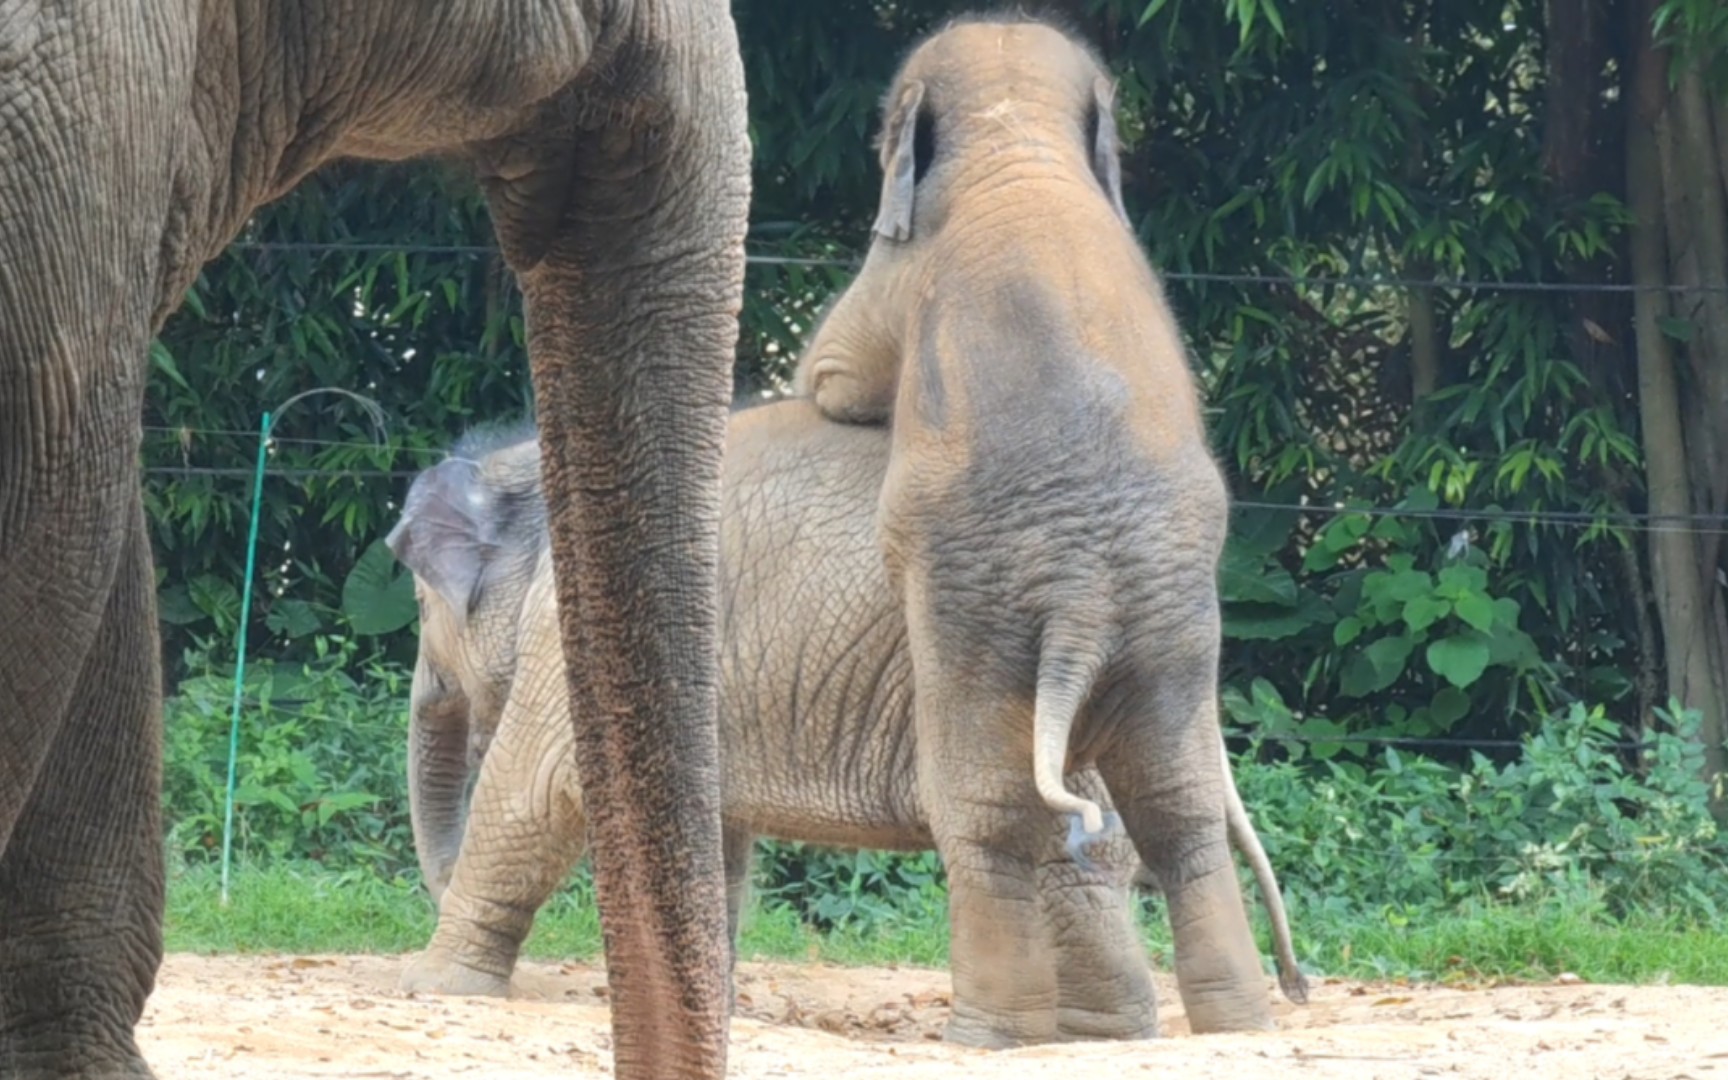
[
  {"x1": 1036, "y1": 769, "x2": 1159, "y2": 1042},
  {"x1": 1097, "y1": 670, "x2": 1274, "y2": 1035},
  {"x1": 0, "y1": 492, "x2": 164, "y2": 1078}
]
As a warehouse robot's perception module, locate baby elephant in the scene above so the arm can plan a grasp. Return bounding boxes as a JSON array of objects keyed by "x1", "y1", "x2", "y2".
[
  {"x1": 385, "y1": 398, "x2": 1305, "y2": 1043},
  {"x1": 793, "y1": 14, "x2": 1283, "y2": 1042}
]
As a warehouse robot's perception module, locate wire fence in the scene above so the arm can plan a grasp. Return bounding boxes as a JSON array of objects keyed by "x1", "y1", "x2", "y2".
[
  {"x1": 146, "y1": 424, "x2": 1689, "y2": 760},
  {"x1": 237, "y1": 694, "x2": 1659, "y2": 755},
  {"x1": 142, "y1": 240, "x2": 1727, "y2": 766},
  {"x1": 223, "y1": 238, "x2": 1728, "y2": 294},
  {"x1": 1222, "y1": 728, "x2": 1659, "y2": 754},
  {"x1": 138, "y1": 429, "x2": 1728, "y2": 536},
  {"x1": 158, "y1": 242, "x2": 1728, "y2": 537}
]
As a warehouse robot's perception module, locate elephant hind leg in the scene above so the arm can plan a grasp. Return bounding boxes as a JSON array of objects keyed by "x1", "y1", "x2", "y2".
[
  {"x1": 913, "y1": 679, "x2": 1060, "y2": 1048},
  {"x1": 1096, "y1": 667, "x2": 1274, "y2": 1036},
  {"x1": 0, "y1": 492, "x2": 163, "y2": 1078},
  {"x1": 1036, "y1": 768, "x2": 1159, "y2": 1042}
]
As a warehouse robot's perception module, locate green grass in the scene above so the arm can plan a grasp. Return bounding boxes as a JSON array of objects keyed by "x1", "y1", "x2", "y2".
[
  {"x1": 1291, "y1": 903, "x2": 1728, "y2": 986},
  {"x1": 165, "y1": 861, "x2": 1728, "y2": 987},
  {"x1": 164, "y1": 861, "x2": 952, "y2": 969}
]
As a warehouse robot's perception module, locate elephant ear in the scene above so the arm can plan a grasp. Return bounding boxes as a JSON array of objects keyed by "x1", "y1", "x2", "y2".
[
  {"x1": 1089, "y1": 76, "x2": 1130, "y2": 226},
  {"x1": 872, "y1": 79, "x2": 928, "y2": 243},
  {"x1": 385, "y1": 457, "x2": 502, "y2": 621}
]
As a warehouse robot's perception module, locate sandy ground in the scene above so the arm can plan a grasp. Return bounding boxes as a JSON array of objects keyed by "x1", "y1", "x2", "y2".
[{"x1": 137, "y1": 952, "x2": 1728, "y2": 1079}]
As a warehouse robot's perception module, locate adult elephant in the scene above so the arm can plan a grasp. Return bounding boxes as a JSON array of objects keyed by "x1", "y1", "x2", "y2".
[{"x1": 0, "y1": 5, "x2": 747, "y2": 1078}]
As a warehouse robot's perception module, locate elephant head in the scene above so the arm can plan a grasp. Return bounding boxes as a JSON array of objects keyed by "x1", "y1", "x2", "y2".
[
  {"x1": 793, "y1": 13, "x2": 1133, "y2": 427},
  {"x1": 386, "y1": 426, "x2": 551, "y2": 902}
]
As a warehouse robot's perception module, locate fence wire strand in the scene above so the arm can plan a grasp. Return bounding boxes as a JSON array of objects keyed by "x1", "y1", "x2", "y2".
[
  {"x1": 139, "y1": 442, "x2": 1728, "y2": 535},
  {"x1": 221, "y1": 239, "x2": 1728, "y2": 294}
]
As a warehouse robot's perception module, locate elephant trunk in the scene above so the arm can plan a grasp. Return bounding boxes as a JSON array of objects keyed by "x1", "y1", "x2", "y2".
[
  {"x1": 408, "y1": 661, "x2": 473, "y2": 905},
  {"x1": 1033, "y1": 622, "x2": 1110, "y2": 845}
]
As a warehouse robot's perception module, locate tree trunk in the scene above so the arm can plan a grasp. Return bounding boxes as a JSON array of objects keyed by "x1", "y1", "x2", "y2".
[
  {"x1": 1406, "y1": 287, "x2": 1440, "y2": 402},
  {"x1": 1628, "y1": 0, "x2": 1728, "y2": 817},
  {"x1": 1404, "y1": 5, "x2": 1441, "y2": 405},
  {"x1": 1545, "y1": 0, "x2": 1657, "y2": 736},
  {"x1": 1714, "y1": 97, "x2": 1728, "y2": 202},
  {"x1": 1541, "y1": 0, "x2": 1625, "y2": 404}
]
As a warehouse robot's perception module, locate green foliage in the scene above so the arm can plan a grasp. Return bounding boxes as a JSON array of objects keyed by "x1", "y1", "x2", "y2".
[
  {"x1": 340, "y1": 539, "x2": 418, "y2": 637},
  {"x1": 1233, "y1": 702, "x2": 1728, "y2": 923},
  {"x1": 143, "y1": 0, "x2": 1688, "y2": 766},
  {"x1": 1653, "y1": 0, "x2": 1728, "y2": 89},
  {"x1": 161, "y1": 651, "x2": 1728, "y2": 949},
  {"x1": 1281, "y1": 899, "x2": 1728, "y2": 986},
  {"x1": 162, "y1": 637, "x2": 415, "y2": 876},
  {"x1": 753, "y1": 844, "x2": 946, "y2": 935},
  {"x1": 1221, "y1": 489, "x2": 1552, "y2": 754}
]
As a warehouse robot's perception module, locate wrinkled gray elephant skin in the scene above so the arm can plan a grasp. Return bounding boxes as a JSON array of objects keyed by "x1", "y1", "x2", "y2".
[
  {"x1": 386, "y1": 398, "x2": 1304, "y2": 1045},
  {"x1": 0, "y1": 5, "x2": 749, "y2": 1078},
  {"x1": 792, "y1": 14, "x2": 1283, "y2": 1042}
]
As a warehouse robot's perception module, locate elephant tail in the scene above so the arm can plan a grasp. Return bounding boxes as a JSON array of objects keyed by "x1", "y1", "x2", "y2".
[
  {"x1": 1220, "y1": 739, "x2": 1310, "y2": 1005},
  {"x1": 1032, "y1": 620, "x2": 1111, "y2": 842}
]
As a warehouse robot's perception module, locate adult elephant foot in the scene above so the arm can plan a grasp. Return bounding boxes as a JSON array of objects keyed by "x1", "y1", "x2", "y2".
[
  {"x1": 398, "y1": 950, "x2": 513, "y2": 999},
  {"x1": 397, "y1": 896, "x2": 528, "y2": 1001},
  {"x1": 0, "y1": 1049, "x2": 156, "y2": 1080}
]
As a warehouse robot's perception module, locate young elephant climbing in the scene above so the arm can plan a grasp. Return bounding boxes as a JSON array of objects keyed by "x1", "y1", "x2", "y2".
[
  {"x1": 793, "y1": 14, "x2": 1283, "y2": 1042},
  {"x1": 386, "y1": 398, "x2": 1305, "y2": 1040}
]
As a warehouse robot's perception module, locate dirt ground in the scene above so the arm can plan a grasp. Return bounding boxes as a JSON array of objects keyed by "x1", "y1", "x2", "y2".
[{"x1": 137, "y1": 952, "x2": 1728, "y2": 1079}]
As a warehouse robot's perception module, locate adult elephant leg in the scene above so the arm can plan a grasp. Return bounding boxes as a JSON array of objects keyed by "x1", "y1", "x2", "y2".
[
  {"x1": 1035, "y1": 769, "x2": 1159, "y2": 1042},
  {"x1": 478, "y1": 21, "x2": 751, "y2": 1078},
  {"x1": 720, "y1": 826, "x2": 754, "y2": 1016},
  {"x1": 1096, "y1": 650, "x2": 1273, "y2": 1035},
  {"x1": 0, "y1": 487, "x2": 163, "y2": 1078},
  {"x1": 722, "y1": 827, "x2": 756, "y2": 959},
  {"x1": 401, "y1": 669, "x2": 586, "y2": 999},
  {"x1": 913, "y1": 670, "x2": 1059, "y2": 1047},
  {"x1": 0, "y1": 16, "x2": 182, "y2": 1068}
]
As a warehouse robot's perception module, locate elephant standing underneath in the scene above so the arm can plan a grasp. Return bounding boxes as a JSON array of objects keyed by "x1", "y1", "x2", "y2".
[
  {"x1": 387, "y1": 397, "x2": 1305, "y2": 1042},
  {"x1": 1, "y1": 4, "x2": 751, "y2": 1077}
]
